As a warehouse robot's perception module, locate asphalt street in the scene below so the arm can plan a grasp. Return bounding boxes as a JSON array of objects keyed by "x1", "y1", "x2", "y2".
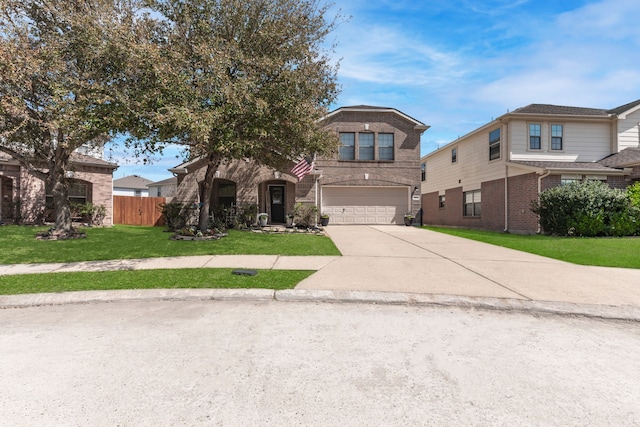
[{"x1": 1, "y1": 299, "x2": 639, "y2": 426}]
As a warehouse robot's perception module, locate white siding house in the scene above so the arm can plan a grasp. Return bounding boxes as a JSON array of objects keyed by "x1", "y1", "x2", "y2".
[
  {"x1": 421, "y1": 100, "x2": 640, "y2": 234},
  {"x1": 113, "y1": 175, "x2": 153, "y2": 197}
]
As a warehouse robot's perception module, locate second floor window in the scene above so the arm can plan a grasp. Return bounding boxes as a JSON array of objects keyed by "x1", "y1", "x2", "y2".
[
  {"x1": 529, "y1": 124, "x2": 541, "y2": 150},
  {"x1": 421, "y1": 163, "x2": 426, "y2": 181},
  {"x1": 339, "y1": 132, "x2": 355, "y2": 160},
  {"x1": 338, "y1": 131, "x2": 396, "y2": 161},
  {"x1": 489, "y1": 128, "x2": 501, "y2": 160},
  {"x1": 452, "y1": 147, "x2": 458, "y2": 163},
  {"x1": 551, "y1": 124, "x2": 563, "y2": 150},
  {"x1": 378, "y1": 133, "x2": 394, "y2": 160},
  {"x1": 359, "y1": 133, "x2": 374, "y2": 160}
]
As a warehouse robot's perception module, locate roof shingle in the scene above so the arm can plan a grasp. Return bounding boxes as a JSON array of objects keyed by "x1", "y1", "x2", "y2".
[{"x1": 511, "y1": 104, "x2": 609, "y2": 116}]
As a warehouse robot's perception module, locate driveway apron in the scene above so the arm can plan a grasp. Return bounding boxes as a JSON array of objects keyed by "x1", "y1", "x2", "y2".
[{"x1": 296, "y1": 225, "x2": 640, "y2": 308}]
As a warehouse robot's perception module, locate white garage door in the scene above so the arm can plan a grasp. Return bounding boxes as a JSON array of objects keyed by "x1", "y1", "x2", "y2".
[{"x1": 322, "y1": 186, "x2": 409, "y2": 225}]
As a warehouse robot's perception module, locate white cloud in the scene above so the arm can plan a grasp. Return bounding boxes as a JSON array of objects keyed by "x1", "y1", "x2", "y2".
[{"x1": 334, "y1": 24, "x2": 466, "y2": 88}]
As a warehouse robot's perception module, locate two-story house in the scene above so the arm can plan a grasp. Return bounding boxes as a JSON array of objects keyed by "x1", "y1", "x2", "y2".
[
  {"x1": 170, "y1": 106, "x2": 429, "y2": 225},
  {"x1": 421, "y1": 100, "x2": 640, "y2": 234}
]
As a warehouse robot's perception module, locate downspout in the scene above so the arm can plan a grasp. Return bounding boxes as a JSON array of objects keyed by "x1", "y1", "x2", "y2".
[
  {"x1": 537, "y1": 170, "x2": 551, "y2": 234},
  {"x1": 315, "y1": 176, "x2": 318, "y2": 214},
  {"x1": 502, "y1": 120, "x2": 509, "y2": 232},
  {"x1": 504, "y1": 164, "x2": 508, "y2": 232}
]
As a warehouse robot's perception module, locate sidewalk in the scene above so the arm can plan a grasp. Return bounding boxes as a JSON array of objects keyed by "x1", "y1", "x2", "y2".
[
  {"x1": 0, "y1": 255, "x2": 339, "y2": 275},
  {"x1": 2, "y1": 225, "x2": 640, "y2": 321}
]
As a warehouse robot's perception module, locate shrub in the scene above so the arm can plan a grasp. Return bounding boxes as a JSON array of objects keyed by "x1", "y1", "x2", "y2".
[
  {"x1": 532, "y1": 180, "x2": 637, "y2": 237},
  {"x1": 292, "y1": 202, "x2": 318, "y2": 228},
  {"x1": 160, "y1": 202, "x2": 189, "y2": 231},
  {"x1": 70, "y1": 202, "x2": 106, "y2": 226},
  {"x1": 628, "y1": 181, "x2": 640, "y2": 207},
  {"x1": 236, "y1": 204, "x2": 258, "y2": 228}
]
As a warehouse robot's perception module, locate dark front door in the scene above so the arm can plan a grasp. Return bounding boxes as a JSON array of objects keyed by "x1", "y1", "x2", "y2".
[{"x1": 269, "y1": 186, "x2": 285, "y2": 223}]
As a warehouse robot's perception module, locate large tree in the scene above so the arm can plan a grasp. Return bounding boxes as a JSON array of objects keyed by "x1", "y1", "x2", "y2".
[
  {"x1": 0, "y1": 0, "x2": 152, "y2": 236},
  {"x1": 132, "y1": 0, "x2": 341, "y2": 231}
]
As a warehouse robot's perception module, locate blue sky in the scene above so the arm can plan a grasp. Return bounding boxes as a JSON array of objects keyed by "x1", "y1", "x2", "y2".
[{"x1": 108, "y1": 0, "x2": 640, "y2": 181}]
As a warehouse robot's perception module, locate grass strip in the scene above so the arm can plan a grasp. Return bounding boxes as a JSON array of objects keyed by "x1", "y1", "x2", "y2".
[
  {"x1": 0, "y1": 225, "x2": 340, "y2": 264},
  {"x1": 425, "y1": 226, "x2": 640, "y2": 269},
  {"x1": 0, "y1": 269, "x2": 313, "y2": 295}
]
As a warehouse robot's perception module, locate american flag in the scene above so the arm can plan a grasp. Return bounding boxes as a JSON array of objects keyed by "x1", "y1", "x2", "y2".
[{"x1": 290, "y1": 155, "x2": 315, "y2": 180}]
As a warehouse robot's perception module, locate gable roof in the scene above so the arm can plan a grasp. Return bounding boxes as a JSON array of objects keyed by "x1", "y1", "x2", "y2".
[
  {"x1": 148, "y1": 176, "x2": 177, "y2": 187},
  {"x1": 70, "y1": 153, "x2": 118, "y2": 169},
  {"x1": 510, "y1": 99, "x2": 640, "y2": 118},
  {"x1": 323, "y1": 105, "x2": 429, "y2": 130},
  {"x1": 113, "y1": 175, "x2": 154, "y2": 189},
  {"x1": 510, "y1": 104, "x2": 609, "y2": 116},
  {"x1": 607, "y1": 99, "x2": 640, "y2": 117},
  {"x1": 599, "y1": 147, "x2": 640, "y2": 168},
  {"x1": 508, "y1": 160, "x2": 629, "y2": 175},
  {"x1": 0, "y1": 151, "x2": 117, "y2": 169}
]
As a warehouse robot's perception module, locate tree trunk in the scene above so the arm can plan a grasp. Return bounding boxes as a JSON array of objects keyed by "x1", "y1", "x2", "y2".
[
  {"x1": 198, "y1": 154, "x2": 223, "y2": 232},
  {"x1": 50, "y1": 145, "x2": 73, "y2": 235}
]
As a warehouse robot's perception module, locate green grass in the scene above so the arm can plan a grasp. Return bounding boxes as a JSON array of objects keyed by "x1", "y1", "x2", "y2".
[
  {"x1": 0, "y1": 225, "x2": 340, "y2": 264},
  {"x1": 425, "y1": 226, "x2": 640, "y2": 269},
  {"x1": 0, "y1": 268, "x2": 312, "y2": 295}
]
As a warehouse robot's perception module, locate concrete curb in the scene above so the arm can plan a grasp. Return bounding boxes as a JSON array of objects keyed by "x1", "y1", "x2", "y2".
[
  {"x1": 275, "y1": 289, "x2": 640, "y2": 322},
  {"x1": 0, "y1": 289, "x2": 276, "y2": 308},
  {"x1": 1, "y1": 288, "x2": 639, "y2": 322}
]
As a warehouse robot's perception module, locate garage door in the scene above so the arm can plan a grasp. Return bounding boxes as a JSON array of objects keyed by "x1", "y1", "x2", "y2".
[{"x1": 322, "y1": 186, "x2": 409, "y2": 224}]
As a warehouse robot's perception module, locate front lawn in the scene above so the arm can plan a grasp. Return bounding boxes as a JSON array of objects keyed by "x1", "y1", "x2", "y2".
[
  {"x1": 0, "y1": 268, "x2": 311, "y2": 295},
  {"x1": 0, "y1": 225, "x2": 340, "y2": 264},
  {"x1": 426, "y1": 226, "x2": 640, "y2": 269}
]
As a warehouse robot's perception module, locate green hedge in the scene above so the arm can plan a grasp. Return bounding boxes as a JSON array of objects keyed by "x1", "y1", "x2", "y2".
[{"x1": 531, "y1": 180, "x2": 640, "y2": 237}]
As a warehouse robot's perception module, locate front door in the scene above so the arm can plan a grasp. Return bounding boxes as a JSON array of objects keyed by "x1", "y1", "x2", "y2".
[{"x1": 269, "y1": 186, "x2": 285, "y2": 223}]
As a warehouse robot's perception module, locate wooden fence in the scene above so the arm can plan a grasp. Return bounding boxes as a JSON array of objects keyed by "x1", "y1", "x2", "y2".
[{"x1": 113, "y1": 196, "x2": 166, "y2": 226}]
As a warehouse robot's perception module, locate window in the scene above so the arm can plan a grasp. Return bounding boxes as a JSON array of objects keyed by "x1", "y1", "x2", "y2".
[
  {"x1": 45, "y1": 180, "x2": 90, "y2": 222},
  {"x1": 378, "y1": 133, "x2": 394, "y2": 160},
  {"x1": 464, "y1": 190, "x2": 481, "y2": 217},
  {"x1": 339, "y1": 131, "x2": 395, "y2": 161},
  {"x1": 439, "y1": 195, "x2": 445, "y2": 209},
  {"x1": 561, "y1": 175, "x2": 581, "y2": 186},
  {"x1": 358, "y1": 133, "x2": 374, "y2": 160},
  {"x1": 421, "y1": 163, "x2": 426, "y2": 181},
  {"x1": 551, "y1": 124, "x2": 563, "y2": 150},
  {"x1": 529, "y1": 124, "x2": 541, "y2": 150},
  {"x1": 68, "y1": 182, "x2": 88, "y2": 204},
  {"x1": 339, "y1": 132, "x2": 355, "y2": 160},
  {"x1": 134, "y1": 189, "x2": 142, "y2": 197},
  {"x1": 218, "y1": 180, "x2": 237, "y2": 207},
  {"x1": 451, "y1": 147, "x2": 458, "y2": 163},
  {"x1": 489, "y1": 128, "x2": 501, "y2": 160}
]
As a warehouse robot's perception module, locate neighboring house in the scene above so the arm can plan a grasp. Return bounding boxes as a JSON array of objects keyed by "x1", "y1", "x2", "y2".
[
  {"x1": 0, "y1": 151, "x2": 117, "y2": 225},
  {"x1": 113, "y1": 175, "x2": 153, "y2": 197},
  {"x1": 147, "y1": 177, "x2": 177, "y2": 198},
  {"x1": 421, "y1": 99, "x2": 640, "y2": 234},
  {"x1": 170, "y1": 106, "x2": 429, "y2": 225}
]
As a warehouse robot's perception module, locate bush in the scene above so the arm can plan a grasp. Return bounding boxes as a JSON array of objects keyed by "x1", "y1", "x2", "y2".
[
  {"x1": 532, "y1": 180, "x2": 638, "y2": 237},
  {"x1": 235, "y1": 204, "x2": 258, "y2": 228},
  {"x1": 70, "y1": 202, "x2": 106, "y2": 226},
  {"x1": 292, "y1": 202, "x2": 318, "y2": 228},
  {"x1": 160, "y1": 202, "x2": 189, "y2": 231},
  {"x1": 628, "y1": 181, "x2": 640, "y2": 207}
]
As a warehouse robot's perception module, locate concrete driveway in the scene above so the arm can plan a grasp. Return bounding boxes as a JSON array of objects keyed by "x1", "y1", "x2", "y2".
[{"x1": 297, "y1": 225, "x2": 640, "y2": 308}]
